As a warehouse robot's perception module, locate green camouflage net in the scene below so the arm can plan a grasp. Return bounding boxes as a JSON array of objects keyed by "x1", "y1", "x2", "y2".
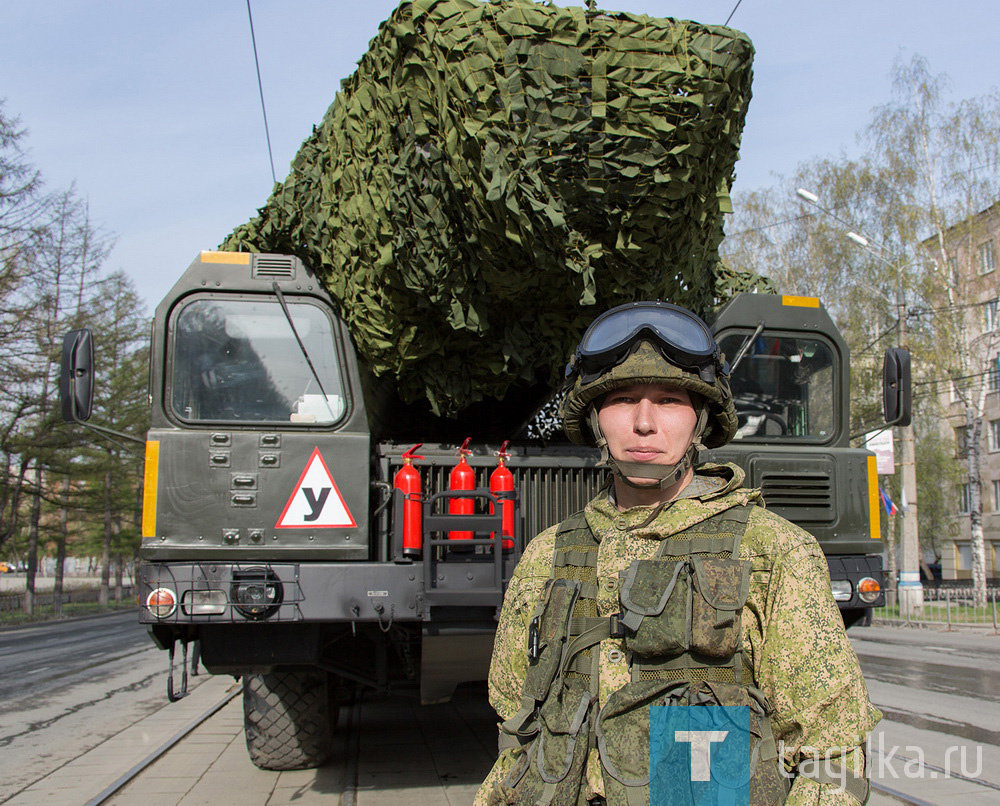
[{"x1": 224, "y1": 0, "x2": 756, "y2": 417}]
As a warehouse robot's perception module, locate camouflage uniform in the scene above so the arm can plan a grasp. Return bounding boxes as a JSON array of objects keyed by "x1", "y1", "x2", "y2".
[{"x1": 474, "y1": 463, "x2": 880, "y2": 805}]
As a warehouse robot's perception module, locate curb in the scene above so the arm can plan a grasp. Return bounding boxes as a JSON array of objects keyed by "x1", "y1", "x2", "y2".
[
  {"x1": 0, "y1": 606, "x2": 139, "y2": 633},
  {"x1": 872, "y1": 617, "x2": 1000, "y2": 634}
]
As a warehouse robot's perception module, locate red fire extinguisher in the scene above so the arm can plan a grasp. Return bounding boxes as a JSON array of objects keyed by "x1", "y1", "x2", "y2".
[
  {"x1": 394, "y1": 443, "x2": 425, "y2": 558},
  {"x1": 490, "y1": 440, "x2": 515, "y2": 550},
  {"x1": 449, "y1": 437, "x2": 475, "y2": 541}
]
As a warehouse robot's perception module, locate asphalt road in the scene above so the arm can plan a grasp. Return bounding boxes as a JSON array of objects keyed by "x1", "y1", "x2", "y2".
[
  {"x1": 0, "y1": 610, "x2": 193, "y2": 803},
  {"x1": 3, "y1": 617, "x2": 999, "y2": 805}
]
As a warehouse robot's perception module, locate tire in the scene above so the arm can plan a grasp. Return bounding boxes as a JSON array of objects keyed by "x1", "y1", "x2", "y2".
[
  {"x1": 841, "y1": 608, "x2": 871, "y2": 629},
  {"x1": 243, "y1": 669, "x2": 334, "y2": 770}
]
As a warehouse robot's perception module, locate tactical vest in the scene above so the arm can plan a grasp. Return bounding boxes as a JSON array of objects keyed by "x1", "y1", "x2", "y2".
[{"x1": 489, "y1": 502, "x2": 790, "y2": 806}]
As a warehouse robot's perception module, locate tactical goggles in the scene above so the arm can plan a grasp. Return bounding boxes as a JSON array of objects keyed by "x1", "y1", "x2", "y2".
[{"x1": 570, "y1": 301, "x2": 724, "y2": 383}]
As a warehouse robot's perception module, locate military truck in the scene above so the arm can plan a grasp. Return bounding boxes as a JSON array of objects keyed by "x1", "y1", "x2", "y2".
[
  {"x1": 59, "y1": 250, "x2": 903, "y2": 770},
  {"x1": 58, "y1": 0, "x2": 910, "y2": 771}
]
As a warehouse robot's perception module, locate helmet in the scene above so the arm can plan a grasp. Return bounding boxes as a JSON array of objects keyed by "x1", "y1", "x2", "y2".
[{"x1": 559, "y1": 301, "x2": 737, "y2": 489}]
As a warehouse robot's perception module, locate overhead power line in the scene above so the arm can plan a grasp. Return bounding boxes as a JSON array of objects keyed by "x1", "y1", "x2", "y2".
[
  {"x1": 724, "y1": 0, "x2": 744, "y2": 26},
  {"x1": 246, "y1": 0, "x2": 277, "y2": 186}
]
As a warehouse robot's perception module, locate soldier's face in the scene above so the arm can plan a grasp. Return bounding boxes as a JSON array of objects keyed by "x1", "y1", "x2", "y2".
[{"x1": 597, "y1": 383, "x2": 699, "y2": 481}]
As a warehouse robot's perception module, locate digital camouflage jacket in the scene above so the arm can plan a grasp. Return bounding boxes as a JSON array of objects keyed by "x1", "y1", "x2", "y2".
[{"x1": 474, "y1": 464, "x2": 881, "y2": 806}]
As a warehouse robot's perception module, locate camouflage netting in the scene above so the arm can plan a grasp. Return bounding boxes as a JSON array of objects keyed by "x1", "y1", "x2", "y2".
[{"x1": 223, "y1": 0, "x2": 758, "y2": 419}]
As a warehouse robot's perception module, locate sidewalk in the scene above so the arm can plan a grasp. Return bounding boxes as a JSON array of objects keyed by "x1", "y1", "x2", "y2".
[
  {"x1": 5, "y1": 674, "x2": 230, "y2": 805},
  {"x1": 866, "y1": 718, "x2": 1000, "y2": 805}
]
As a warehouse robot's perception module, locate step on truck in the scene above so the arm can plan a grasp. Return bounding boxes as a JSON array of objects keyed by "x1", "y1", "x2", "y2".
[{"x1": 60, "y1": 251, "x2": 907, "y2": 770}]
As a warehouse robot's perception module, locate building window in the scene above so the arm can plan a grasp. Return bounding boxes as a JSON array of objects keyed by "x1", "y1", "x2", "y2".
[
  {"x1": 990, "y1": 355, "x2": 1000, "y2": 393},
  {"x1": 979, "y1": 241, "x2": 995, "y2": 274},
  {"x1": 957, "y1": 541, "x2": 1000, "y2": 572},
  {"x1": 991, "y1": 420, "x2": 1000, "y2": 452},
  {"x1": 993, "y1": 479, "x2": 1000, "y2": 510},
  {"x1": 949, "y1": 378, "x2": 960, "y2": 403},
  {"x1": 986, "y1": 299, "x2": 1000, "y2": 331},
  {"x1": 948, "y1": 257, "x2": 959, "y2": 283},
  {"x1": 959, "y1": 483, "x2": 971, "y2": 514},
  {"x1": 955, "y1": 425, "x2": 969, "y2": 457}
]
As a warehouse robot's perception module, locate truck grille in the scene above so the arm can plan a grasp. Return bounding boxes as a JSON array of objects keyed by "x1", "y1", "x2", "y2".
[{"x1": 759, "y1": 472, "x2": 834, "y2": 523}]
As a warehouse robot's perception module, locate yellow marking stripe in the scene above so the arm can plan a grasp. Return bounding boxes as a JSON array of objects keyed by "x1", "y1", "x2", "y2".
[
  {"x1": 867, "y1": 455, "x2": 881, "y2": 540},
  {"x1": 201, "y1": 251, "x2": 250, "y2": 265},
  {"x1": 142, "y1": 441, "x2": 160, "y2": 538},
  {"x1": 782, "y1": 295, "x2": 820, "y2": 308}
]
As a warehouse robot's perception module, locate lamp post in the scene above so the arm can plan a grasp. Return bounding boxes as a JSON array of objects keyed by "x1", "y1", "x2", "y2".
[{"x1": 796, "y1": 189, "x2": 924, "y2": 615}]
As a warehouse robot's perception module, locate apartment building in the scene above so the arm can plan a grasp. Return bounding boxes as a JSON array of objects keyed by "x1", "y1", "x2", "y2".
[{"x1": 924, "y1": 201, "x2": 1000, "y2": 580}]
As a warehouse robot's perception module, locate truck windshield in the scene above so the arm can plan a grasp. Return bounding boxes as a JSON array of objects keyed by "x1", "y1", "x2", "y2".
[
  {"x1": 719, "y1": 333, "x2": 835, "y2": 441},
  {"x1": 169, "y1": 297, "x2": 346, "y2": 425}
]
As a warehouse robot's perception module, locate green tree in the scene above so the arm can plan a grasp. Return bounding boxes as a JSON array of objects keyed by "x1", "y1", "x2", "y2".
[
  {"x1": 70, "y1": 271, "x2": 149, "y2": 605},
  {"x1": 723, "y1": 55, "x2": 1000, "y2": 605},
  {"x1": 865, "y1": 56, "x2": 1000, "y2": 605}
]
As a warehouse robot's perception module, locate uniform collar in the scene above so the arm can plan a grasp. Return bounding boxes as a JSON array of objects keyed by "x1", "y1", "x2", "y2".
[{"x1": 586, "y1": 462, "x2": 759, "y2": 541}]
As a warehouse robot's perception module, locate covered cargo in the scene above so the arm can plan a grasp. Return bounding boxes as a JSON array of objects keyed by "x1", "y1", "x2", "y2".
[{"x1": 224, "y1": 0, "x2": 763, "y2": 435}]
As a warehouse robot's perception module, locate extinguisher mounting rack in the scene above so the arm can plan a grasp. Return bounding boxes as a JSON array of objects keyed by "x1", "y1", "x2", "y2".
[{"x1": 418, "y1": 489, "x2": 520, "y2": 608}]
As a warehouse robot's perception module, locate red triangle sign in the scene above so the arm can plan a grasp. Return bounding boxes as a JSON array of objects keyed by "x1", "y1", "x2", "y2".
[{"x1": 276, "y1": 447, "x2": 357, "y2": 529}]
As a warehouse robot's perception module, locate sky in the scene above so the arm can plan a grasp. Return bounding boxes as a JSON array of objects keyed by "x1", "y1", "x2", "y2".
[{"x1": 2, "y1": 0, "x2": 999, "y2": 312}]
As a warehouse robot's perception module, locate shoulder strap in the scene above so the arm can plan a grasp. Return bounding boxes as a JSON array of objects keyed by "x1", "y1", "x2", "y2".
[{"x1": 552, "y1": 511, "x2": 600, "y2": 602}]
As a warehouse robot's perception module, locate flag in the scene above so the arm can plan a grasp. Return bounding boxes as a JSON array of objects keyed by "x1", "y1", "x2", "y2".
[{"x1": 880, "y1": 487, "x2": 899, "y2": 516}]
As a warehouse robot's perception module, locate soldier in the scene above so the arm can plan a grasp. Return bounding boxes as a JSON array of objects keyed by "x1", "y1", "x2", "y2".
[{"x1": 475, "y1": 301, "x2": 880, "y2": 806}]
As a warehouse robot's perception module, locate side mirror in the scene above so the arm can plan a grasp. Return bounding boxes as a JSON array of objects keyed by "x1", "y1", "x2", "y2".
[
  {"x1": 60, "y1": 329, "x2": 95, "y2": 422},
  {"x1": 882, "y1": 347, "x2": 912, "y2": 427}
]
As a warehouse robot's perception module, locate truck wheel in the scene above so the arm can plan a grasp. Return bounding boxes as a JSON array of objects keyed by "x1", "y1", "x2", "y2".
[
  {"x1": 243, "y1": 669, "x2": 334, "y2": 770},
  {"x1": 841, "y1": 608, "x2": 871, "y2": 629}
]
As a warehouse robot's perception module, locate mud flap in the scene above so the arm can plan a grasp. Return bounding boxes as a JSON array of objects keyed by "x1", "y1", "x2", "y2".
[{"x1": 420, "y1": 625, "x2": 494, "y2": 704}]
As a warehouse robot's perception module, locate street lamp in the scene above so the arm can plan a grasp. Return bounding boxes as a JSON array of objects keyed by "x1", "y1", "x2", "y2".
[{"x1": 797, "y1": 189, "x2": 924, "y2": 615}]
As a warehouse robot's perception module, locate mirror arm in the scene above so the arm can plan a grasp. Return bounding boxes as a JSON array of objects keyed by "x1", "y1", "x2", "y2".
[
  {"x1": 75, "y1": 420, "x2": 146, "y2": 454},
  {"x1": 65, "y1": 377, "x2": 146, "y2": 452}
]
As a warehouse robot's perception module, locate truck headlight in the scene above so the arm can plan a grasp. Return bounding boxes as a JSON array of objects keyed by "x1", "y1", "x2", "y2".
[
  {"x1": 230, "y1": 567, "x2": 283, "y2": 620},
  {"x1": 831, "y1": 580, "x2": 853, "y2": 602},
  {"x1": 858, "y1": 577, "x2": 881, "y2": 604},
  {"x1": 182, "y1": 589, "x2": 227, "y2": 615},
  {"x1": 146, "y1": 587, "x2": 177, "y2": 619}
]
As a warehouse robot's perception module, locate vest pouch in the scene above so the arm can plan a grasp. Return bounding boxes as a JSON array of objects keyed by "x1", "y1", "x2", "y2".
[
  {"x1": 522, "y1": 579, "x2": 580, "y2": 702},
  {"x1": 497, "y1": 679, "x2": 592, "y2": 806},
  {"x1": 596, "y1": 678, "x2": 690, "y2": 797},
  {"x1": 686, "y1": 681, "x2": 791, "y2": 806},
  {"x1": 619, "y1": 559, "x2": 688, "y2": 657},
  {"x1": 690, "y1": 557, "x2": 751, "y2": 658}
]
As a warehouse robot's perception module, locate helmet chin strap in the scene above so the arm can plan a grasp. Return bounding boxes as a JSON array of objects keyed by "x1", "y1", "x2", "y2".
[{"x1": 588, "y1": 405, "x2": 709, "y2": 491}]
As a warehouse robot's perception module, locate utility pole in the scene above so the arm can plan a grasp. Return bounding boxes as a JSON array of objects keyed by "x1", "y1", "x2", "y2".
[{"x1": 895, "y1": 298, "x2": 924, "y2": 615}]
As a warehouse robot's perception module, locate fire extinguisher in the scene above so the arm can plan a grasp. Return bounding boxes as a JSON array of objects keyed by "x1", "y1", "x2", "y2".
[
  {"x1": 449, "y1": 437, "x2": 475, "y2": 541},
  {"x1": 394, "y1": 443, "x2": 425, "y2": 558},
  {"x1": 490, "y1": 440, "x2": 515, "y2": 550}
]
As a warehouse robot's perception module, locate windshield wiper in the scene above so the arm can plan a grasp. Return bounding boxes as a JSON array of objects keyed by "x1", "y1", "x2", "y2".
[
  {"x1": 271, "y1": 281, "x2": 338, "y2": 423},
  {"x1": 730, "y1": 320, "x2": 765, "y2": 373}
]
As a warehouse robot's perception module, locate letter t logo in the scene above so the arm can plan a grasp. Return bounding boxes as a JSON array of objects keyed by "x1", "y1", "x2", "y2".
[{"x1": 674, "y1": 730, "x2": 729, "y2": 781}]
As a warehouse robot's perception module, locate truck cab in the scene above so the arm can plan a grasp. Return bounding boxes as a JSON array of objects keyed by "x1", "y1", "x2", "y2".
[{"x1": 706, "y1": 293, "x2": 886, "y2": 625}]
